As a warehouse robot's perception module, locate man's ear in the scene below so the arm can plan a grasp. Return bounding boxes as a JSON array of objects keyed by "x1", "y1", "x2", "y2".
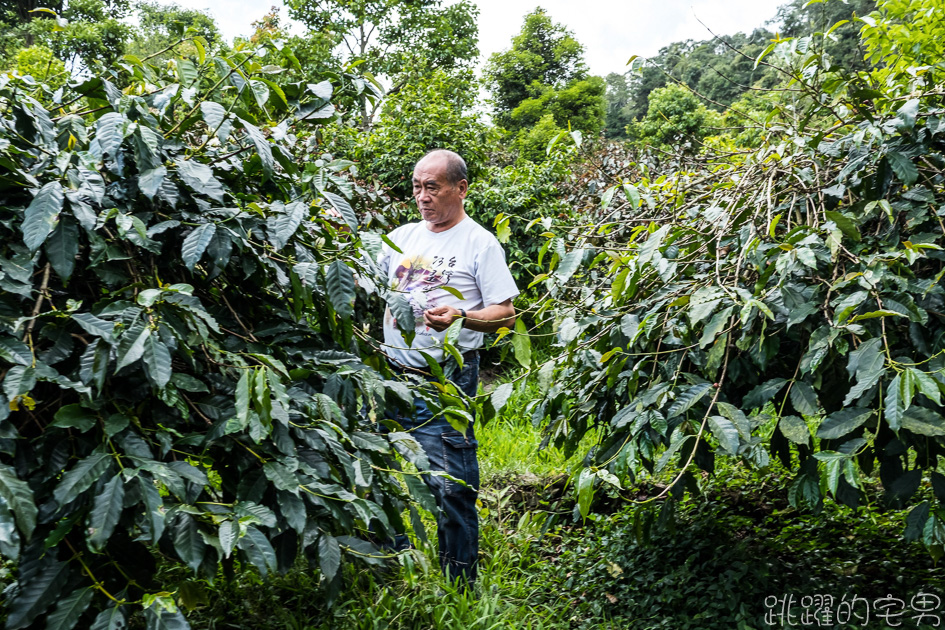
[{"x1": 457, "y1": 179, "x2": 468, "y2": 197}]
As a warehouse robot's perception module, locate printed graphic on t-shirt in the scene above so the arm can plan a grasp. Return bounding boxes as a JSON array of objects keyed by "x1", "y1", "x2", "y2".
[{"x1": 386, "y1": 254, "x2": 461, "y2": 339}]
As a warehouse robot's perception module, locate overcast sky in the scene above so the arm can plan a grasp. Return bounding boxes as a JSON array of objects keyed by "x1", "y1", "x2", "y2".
[{"x1": 189, "y1": 0, "x2": 790, "y2": 77}]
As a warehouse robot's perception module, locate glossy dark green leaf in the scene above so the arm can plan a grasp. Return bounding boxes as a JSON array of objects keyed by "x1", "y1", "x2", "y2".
[
  {"x1": 667, "y1": 382, "x2": 712, "y2": 418},
  {"x1": 53, "y1": 451, "x2": 111, "y2": 506},
  {"x1": 326, "y1": 260, "x2": 355, "y2": 320},
  {"x1": 742, "y1": 378, "x2": 786, "y2": 410},
  {"x1": 144, "y1": 607, "x2": 190, "y2": 630},
  {"x1": 173, "y1": 513, "x2": 205, "y2": 573},
  {"x1": 45, "y1": 586, "x2": 93, "y2": 630},
  {"x1": 51, "y1": 404, "x2": 96, "y2": 432},
  {"x1": 0, "y1": 495, "x2": 21, "y2": 559},
  {"x1": 886, "y1": 151, "x2": 918, "y2": 185},
  {"x1": 115, "y1": 320, "x2": 150, "y2": 372},
  {"x1": 72, "y1": 313, "x2": 116, "y2": 341},
  {"x1": 268, "y1": 200, "x2": 307, "y2": 250},
  {"x1": 218, "y1": 520, "x2": 237, "y2": 558},
  {"x1": 5, "y1": 556, "x2": 69, "y2": 629},
  {"x1": 143, "y1": 335, "x2": 172, "y2": 389},
  {"x1": 181, "y1": 223, "x2": 216, "y2": 271},
  {"x1": 45, "y1": 215, "x2": 79, "y2": 281},
  {"x1": 22, "y1": 181, "x2": 64, "y2": 251},
  {"x1": 139, "y1": 166, "x2": 167, "y2": 199},
  {"x1": 89, "y1": 605, "x2": 127, "y2": 630},
  {"x1": 0, "y1": 463, "x2": 37, "y2": 541},
  {"x1": 318, "y1": 533, "x2": 341, "y2": 580},
  {"x1": 3, "y1": 365, "x2": 36, "y2": 400},
  {"x1": 789, "y1": 381, "x2": 819, "y2": 417},
  {"x1": 0, "y1": 337, "x2": 32, "y2": 366},
  {"x1": 901, "y1": 407, "x2": 945, "y2": 437},
  {"x1": 238, "y1": 525, "x2": 276, "y2": 577},
  {"x1": 885, "y1": 373, "x2": 904, "y2": 432},
  {"x1": 816, "y1": 409, "x2": 872, "y2": 440},
  {"x1": 707, "y1": 415, "x2": 740, "y2": 453},
  {"x1": 320, "y1": 190, "x2": 358, "y2": 233},
  {"x1": 239, "y1": 118, "x2": 274, "y2": 177},
  {"x1": 87, "y1": 474, "x2": 125, "y2": 552}
]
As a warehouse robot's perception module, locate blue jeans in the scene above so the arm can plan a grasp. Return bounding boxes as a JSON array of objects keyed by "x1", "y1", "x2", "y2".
[{"x1": 395, "y1": 356, "x2": 480, "y2": 583}]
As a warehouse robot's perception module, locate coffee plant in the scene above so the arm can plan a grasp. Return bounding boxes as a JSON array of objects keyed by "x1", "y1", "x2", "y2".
[
  {"x1": 0, "y1": 33, "x2": 437, "y2": 629},
  {"x1": 526, "y1": 0, "x2": 945, "y2": 553}
]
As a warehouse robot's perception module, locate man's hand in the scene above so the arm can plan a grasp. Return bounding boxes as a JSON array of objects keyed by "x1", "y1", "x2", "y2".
[{"x1": 423, "y1": 305, "x2": 461, "y2": 332}]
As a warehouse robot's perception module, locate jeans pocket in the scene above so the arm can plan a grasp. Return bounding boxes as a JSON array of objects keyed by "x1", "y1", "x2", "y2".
[{"x1": 441, "y1": 431, "x2": 479, "y2": 496}]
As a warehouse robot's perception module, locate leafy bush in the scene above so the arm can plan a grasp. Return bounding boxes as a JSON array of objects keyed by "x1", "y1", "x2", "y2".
[
  {"x1": 521, "y1": 0, "x2": 945, "y2": 552},
  {"x1": 0, "y1": 35, "x2": 430, "y2": 628}
]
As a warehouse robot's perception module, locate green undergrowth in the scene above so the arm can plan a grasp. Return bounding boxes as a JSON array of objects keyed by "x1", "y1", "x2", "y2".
[{"x1": 149, "y1": 373, "x2": 943, "y2": 629}]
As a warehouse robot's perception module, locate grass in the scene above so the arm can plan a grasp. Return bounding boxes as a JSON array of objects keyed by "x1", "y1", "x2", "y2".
[{"x1": 135, "y1": 369, "x2": 945, "y2": 628}]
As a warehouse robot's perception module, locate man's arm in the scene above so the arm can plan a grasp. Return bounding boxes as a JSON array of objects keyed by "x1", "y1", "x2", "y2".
[{"x1": 423, "y1": 299, "x2": 516, "y2": 333}]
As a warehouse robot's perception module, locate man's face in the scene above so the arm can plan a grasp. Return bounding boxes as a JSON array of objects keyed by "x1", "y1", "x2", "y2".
[{"x1": 412, "y1": 156, "x2": 467, "y2": 230}]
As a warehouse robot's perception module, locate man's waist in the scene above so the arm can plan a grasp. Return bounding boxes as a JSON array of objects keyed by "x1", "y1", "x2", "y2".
[{"x1": 388, "y1": 348, "x2": 479, "y2": 375}]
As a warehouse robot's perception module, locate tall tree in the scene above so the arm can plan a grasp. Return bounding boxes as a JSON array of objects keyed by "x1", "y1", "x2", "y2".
[
  {"x1": 604, "y1": 72, "x2": 632, "y2": 138},
  {"x1": 484, "y1": 7, "x2": 587, "y2": 129},
  {"x1": 126, "y1": 1, "x2": 221, "y2": 63},
  {"x1": 24, "y1": 0, "x2": 132, "y2": 69},
  {"x1": 285, "y1": 0, "x2": 478, "y2": 129}
]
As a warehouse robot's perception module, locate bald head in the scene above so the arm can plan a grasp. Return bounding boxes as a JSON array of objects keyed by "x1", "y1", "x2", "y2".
[{"x1": 417, "y1": 149, "x2": 467, "y2": 187}]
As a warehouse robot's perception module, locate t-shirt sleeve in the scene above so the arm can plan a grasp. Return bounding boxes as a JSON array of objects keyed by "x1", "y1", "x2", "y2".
[{"x1": 475, "y1": 240, "x2": 520, "y2": 307}]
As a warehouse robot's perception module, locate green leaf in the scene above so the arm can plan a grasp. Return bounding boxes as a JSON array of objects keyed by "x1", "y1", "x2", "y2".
[
  {"x1": 263, "y1": 461, "x2": 298, "y2": 495},
  {"x1": 5, "y1": 556, "x2": 69, "y2": 629},
  {"x1": 742, "y1": 378, "x2": 786, "y2": 410},
  {"x1": 22, "y1": 181, "x2": 64, "y2": 251},
  {"x1": 707, "y1": 415, "x2": 740, "y2": 453},
  {"x1": 901, "y1": 407, "x2": 945, "y2": 437},
  {"x1": 218, "y1": 520, "x2": 237, "y2": 558},
  {"x1": 200, "y1": 101, "x2": 226, "y2": 131},
  {"x1": 885, "y1": 373, "x2": 905, "y2": 432},
  {"x1": 173, "y1": 513, "x2": 205, "y2": 573},
  {"x1": 318, "y1": 533, "x2": 341, "y2": 580},
  {"x1": 181, "y1": 223, "x2": 216, "y2": 271},
  {"x1": 0, "y1": 337, "x2": 32, "y2": 366},
  {"x1": 387, "y1": 293, "x2": 416, "y2": 344},
  {"x1": 72, "y1": 312, "x2": 116, "y2": 341},
  {"x1": 789, "y1": 381, "x2": 819, "y2": 417},
  {"x1": 320, "y1": 190, "x2": 358, "y2": 233},
  {"x1": 716, "y1": 402, "x2": 751, "y2": 440},
  {"x1": 620, "y1": 313, "x2": 641, "y2": 342},
  {"x1": 511, "y1": 318, "x2": 532, "y2": 369},
  {"x1": 779, "y1": 415, "x2": 810, "y2": 446},
  {"x1": 816, "y1": 409, "x2": 872, "y2": 440},
  {"x1": 824, "y1": 210, "x2": 860, "y2": 242},
  {"x1": 87, "y1": 474, "x2": 125, "y2": 552},
  {"x1": 268, "y1": 200, "x2": 307, "y2": 250},
  {"x1": 490, "y1": 383, "x2": 514, "y2": 413},
  {"x1": 143, "y1": 335, "x2": 172, "y2": 389},
  {"x1": 45, "y1": 215, "x2": 78, "y2": 281},
  {"x1": 45, "y1": 586, "x2": 93, "y2": 630},
  {"x1": 115, "y1": 320, "x2": 150, "y2": 372},
  {"x1": 3, "y1": 365, "x2": 36, "y2": 400},
  {"x1": 0, "y1": 463, "x2": 37, "y2": 542},
  {"x1": 54, "y1": 451, "x2": 111, "y2": 505},
  {"x1": 139, "y1": 166, "x2": 167, "y2": 200},
  {"x1": 89, "y1": 605, "x2": 127, "y2": 630},
  {"x1": 176, "y1": 57, "x2": 197, "y2": 86},
  {"x1": 623, "y1": 183, "x2": 640, "y2": 209},
  {"x1": 699, "y1": 306, "x2": 733, "y2": 349},
  {"x1": 138, "y1": 476, "x2": 165, "y2": 544},
  {"x1": 144, "y1": 606, "x2": 190, "y2": 630},
  {"x1": 886, "y1": 151, "x2": 918, "y2": 185},
  {"x1": 908, "y1": 368, "x2": 942, "y2": 406},
  {"x1": 238, "y1": 526, "x2": 276, "y2": 577},
  {"x1": 239, "y1": 118, "x2": 273, "y2": 177},
  {"x1": 51, "y1": 404, "x2": 96, "y2": 432},
  {"x1": 326, "y1": 260, "x2": 355, "y2": 320},
  {"x1": 576, "y1": 468, "x2": 595, "y2": 518},
  {"x1": 0, "y1": 497, "x2": 20, "y2": 559},
  {"x1": 666, "y1": 382, "x2": 712, "y2": 419}
]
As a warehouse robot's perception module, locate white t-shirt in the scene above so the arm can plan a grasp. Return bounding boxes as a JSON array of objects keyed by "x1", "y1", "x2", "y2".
[{"x1": 379, "y1": 216, "x2": 519, "y2": 368}]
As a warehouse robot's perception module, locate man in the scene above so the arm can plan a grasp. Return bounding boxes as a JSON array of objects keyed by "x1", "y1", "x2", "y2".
[{"x1": 378, "y1": 149, "x2": 519, "y2": 583}]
